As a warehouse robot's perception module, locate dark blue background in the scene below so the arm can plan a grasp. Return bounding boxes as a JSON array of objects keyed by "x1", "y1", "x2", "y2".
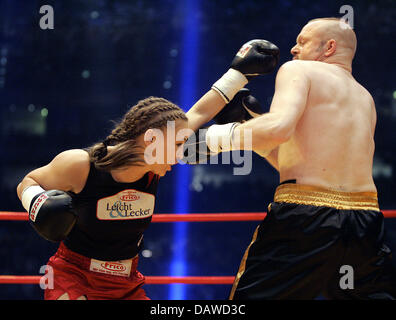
[{"x1": 0, "y1": 0, "x2": 395, "y2": 300}]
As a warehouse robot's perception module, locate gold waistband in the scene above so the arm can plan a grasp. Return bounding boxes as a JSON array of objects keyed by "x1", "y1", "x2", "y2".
[{"x1": 274, "y1": 183, "x2": 379, "y2": 211}]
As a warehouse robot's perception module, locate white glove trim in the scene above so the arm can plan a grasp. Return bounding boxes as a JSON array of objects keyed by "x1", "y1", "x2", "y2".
[
  {"x1": 21, "y1": 185, "x2": 45, "y2": 214},
  {"x1": 211, "y1": 69, "x2": 248, "y2": 103},
  {"x1": 205, "y1": 122, "x2": 239, "y2": 153}
]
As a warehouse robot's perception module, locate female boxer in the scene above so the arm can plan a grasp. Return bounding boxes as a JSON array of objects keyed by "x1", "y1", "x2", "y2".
[{"x1": 17, "y1": 97, "x2": 189, "y2": 300}]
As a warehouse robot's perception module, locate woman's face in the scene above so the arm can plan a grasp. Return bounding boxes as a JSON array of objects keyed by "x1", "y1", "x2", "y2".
[{"x1": 144, "y1": 119, "x2": 189, "y2": 176}]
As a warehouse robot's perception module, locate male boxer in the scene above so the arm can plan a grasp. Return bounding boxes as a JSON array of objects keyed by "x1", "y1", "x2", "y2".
[{"x1": 205, "y1": 18, "x2": 396, "y2": 299}]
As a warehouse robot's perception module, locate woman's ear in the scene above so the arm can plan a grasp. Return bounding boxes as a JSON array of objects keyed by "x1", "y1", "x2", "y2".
[
  {"x1": 144, "y1": 129, "x2": 156, "y2": 146},
  {"x1": 143, "y1": 128, "x2": 165, "y2": 164}
]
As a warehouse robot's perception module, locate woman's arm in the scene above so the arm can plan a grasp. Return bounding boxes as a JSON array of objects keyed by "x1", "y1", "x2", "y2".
[
  {"x1": 185, "y1": 89, "x2": 226, "y2": 133},
  {"x1": 17, "y1": 149, "x2": 90, "y2": 200},
  {"x1": 16, "y1": 149, "x2": 90, "y2": 242},
  {"x1": 186, "y1": 39, "x2": 279, "y2": 133}
]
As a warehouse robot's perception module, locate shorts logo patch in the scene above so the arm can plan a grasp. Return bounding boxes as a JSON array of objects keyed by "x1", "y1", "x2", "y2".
[{"x1": 89, "y1": 259, "x2": 132, "y2": 277}]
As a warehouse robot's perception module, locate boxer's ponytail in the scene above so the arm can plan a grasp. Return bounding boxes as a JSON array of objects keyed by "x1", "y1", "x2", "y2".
[{"x1": 88, "y1": 96, "x2": 187, "y2": 171}]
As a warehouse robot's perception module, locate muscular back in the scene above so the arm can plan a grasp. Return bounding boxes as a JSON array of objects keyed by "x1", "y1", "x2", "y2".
[{"x1": 278, "y1": 61, "x2": 377, "y2": 192}]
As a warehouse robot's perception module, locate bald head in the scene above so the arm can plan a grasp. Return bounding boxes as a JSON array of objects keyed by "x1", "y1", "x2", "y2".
[
  {"x1": 290, "y1": 17, "x2": 357, "y2": 70},
  {"x1": 304, "y1": 18, "x2": 357, "y2": 59}
]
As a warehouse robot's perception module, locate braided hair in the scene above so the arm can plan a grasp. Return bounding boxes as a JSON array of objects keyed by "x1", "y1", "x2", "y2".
[{"x1": 88, "y1": 97, "x2": 187, "y2": 171}]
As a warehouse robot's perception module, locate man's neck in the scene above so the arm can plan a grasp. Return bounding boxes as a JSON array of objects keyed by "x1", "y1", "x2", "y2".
[{"x1": 320, "y1": 55, "x2": 353, "y2": 73}]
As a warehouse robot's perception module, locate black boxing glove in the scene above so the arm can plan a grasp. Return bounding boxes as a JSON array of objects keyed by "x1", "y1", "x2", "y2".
[
  {"x1": 214, "y1": 88, "x2": 263, "y2": 125},
  {"x1": 182, "y1": 89, "x2": 264, "y2": 164},
  {"x1": 21, "y1": 185, "x2": 77, "y2": 242},
  {"x1": 230, "y1": 39, "x2": 279, "y2": 78},
  {"x1": 212, "y1": 39, "x2": 279, "y2": 103}
]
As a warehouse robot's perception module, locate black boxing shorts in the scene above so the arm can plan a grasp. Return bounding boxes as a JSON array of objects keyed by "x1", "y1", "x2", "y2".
[{"x1": 230, "y1": 182, "x2": 396, "y2": 300}]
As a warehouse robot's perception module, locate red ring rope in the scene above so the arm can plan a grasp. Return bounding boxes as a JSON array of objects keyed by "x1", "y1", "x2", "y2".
[
  {"x1": 0, "y1": 211, "x2": 267, "y2": 221},
  {"x1": 1, "y1": 210, "x2": 396, "y2": 222},
  {"x1": 0, "y1": 275, "x2": 235, "y2": 285}
]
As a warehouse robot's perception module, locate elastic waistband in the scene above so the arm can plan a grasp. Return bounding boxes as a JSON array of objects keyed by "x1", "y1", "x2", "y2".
[
  {"x1": 274, "y1": 183, "x2": 380, "y2": 211},
  {"x1": 56, "y1": 242, "x2": 139, "y2": 274}
]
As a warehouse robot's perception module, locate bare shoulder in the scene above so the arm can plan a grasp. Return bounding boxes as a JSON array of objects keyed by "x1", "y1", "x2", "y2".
[
  {"x1": 51, "y1": 149, "x2": 90, "y2": 170},
  {"x1": 24, "y1": 149, "x2": 91, "y2": 193},
  {"x1": 49, "y1": 149, "x2": 91, "y2": 193},
  {"x1": 355, "y1": 80, "x2": 375, "y2": 102},
  {"x1": 274, "y1": 60, "x2": 311, "y2": 91},
  {"x1": 277, "y1": 60, "x2": 307, "y2": 73},
  {"x1": 279, "y1": 60, "x2": 329, "y2": 75},
  {"x1": 276, "y1": 60, "x2": 311, "y2": 82}
]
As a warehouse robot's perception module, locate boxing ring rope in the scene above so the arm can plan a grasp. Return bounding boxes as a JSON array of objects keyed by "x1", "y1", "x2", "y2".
[
  {"x1": 0, "y1": 275, "x2": 235, "y2": 285},
  {"x1": 2, "y1": 211, "x2": 396, "y2": 222},
  {"x1": 0, "y1": 211, "x2": 269, "y2": 222},
  {"x1": 1, "y1": 210, "x2": 396, "y2": 285}
]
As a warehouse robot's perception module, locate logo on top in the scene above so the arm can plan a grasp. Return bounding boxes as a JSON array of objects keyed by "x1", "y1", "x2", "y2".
[{"x1": 119, "y1": 190, "x2": 140, "y2": 202}]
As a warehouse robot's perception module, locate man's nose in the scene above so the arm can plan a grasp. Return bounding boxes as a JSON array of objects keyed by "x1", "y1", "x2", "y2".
[{"x1": 290, "y1": 45, "x2": 299, "y2": 56}]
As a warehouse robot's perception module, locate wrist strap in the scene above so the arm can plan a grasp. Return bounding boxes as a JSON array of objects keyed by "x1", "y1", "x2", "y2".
[
  {"x1": 211, "y1": 69, "x2": 248, "y2": 103},
  {"x1": 205, "y1": 123, "x2": 239, "y2": 153},
  {"x1": 21, "y1": 185, "x2": 45, "y2": 213}
]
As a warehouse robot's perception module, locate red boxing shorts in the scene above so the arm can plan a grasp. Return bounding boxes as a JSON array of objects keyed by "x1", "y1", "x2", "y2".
[{"x1": 44, "y1": 242, "x2": 149, "y2": 300}]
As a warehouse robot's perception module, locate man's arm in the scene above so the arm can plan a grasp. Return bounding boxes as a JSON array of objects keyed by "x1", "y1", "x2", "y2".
[
  {"x1": 206, "y1": 61, "x2": 310, "y2": 154},
  {"x1": 233, "y1": 61, "x2": 310, "y2": 151},
  {"x1": 182, "y1": 89, "x2": 266, "y2": 165}
]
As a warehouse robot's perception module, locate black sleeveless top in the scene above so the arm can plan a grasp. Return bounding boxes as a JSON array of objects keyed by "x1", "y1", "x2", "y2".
[{"x1": 63, "y1": 162, "x2": 159, "y2": 261}]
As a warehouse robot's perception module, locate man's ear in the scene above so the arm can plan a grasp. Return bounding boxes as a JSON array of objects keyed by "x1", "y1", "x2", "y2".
[
  {"x1": 144, "y1": 128, "x2": 156, "y2": 146},
  {"x1": 324, "y1": 39, "x2": 337, "y2": 57}
]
